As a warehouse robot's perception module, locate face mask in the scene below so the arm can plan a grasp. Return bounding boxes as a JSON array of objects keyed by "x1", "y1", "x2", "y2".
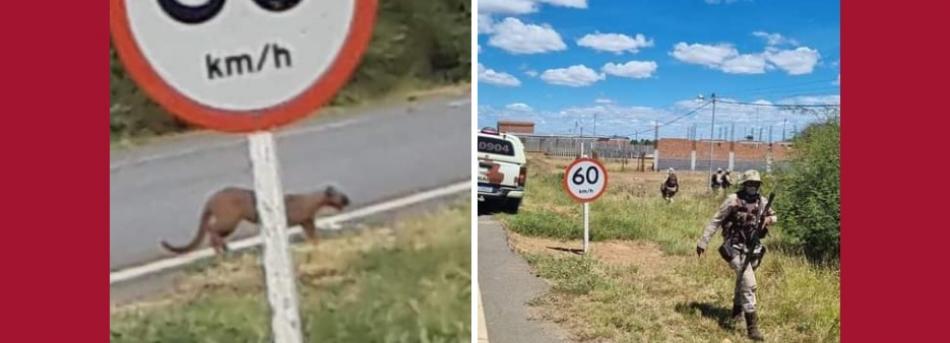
[{"x1": 744, "y1": 185, "x2": 759, "y2": 195}]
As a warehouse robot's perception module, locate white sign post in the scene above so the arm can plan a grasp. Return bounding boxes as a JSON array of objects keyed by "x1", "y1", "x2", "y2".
[
  {"x1": 111, "y1": 1, "x2": 378, "y2": 341},
  {"x1": 563, "y1": 157, "x2": 609, "y2": 254},
  {"x1": 249, "y1": 132, "x2": 302, "y2": 342}
]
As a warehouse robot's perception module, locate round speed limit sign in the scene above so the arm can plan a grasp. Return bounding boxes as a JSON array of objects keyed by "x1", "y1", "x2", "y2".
[
  {"x1": 110, "y1": 0, "x2": 377, "y2": 132},
  {"x1": 563, "y1": 157, "x2": 608, "y2": 203}
]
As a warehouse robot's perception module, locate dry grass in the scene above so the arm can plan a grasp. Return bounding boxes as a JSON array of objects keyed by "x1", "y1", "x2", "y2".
[
  {"x1": 111, "y1": 200, "x2": 471, "y2": 343},
  {"x1": 496, "y1": 154, "x2": 840, "y2": 342}
]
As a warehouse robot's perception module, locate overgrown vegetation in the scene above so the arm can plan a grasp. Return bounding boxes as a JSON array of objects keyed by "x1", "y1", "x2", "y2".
[
  {"x1": 497, "y1": 155, "x2": 840, "y2": 342},
  {"x1": 775, "y1": 117, "x2": 841, "y2": 263},
  {"x1": 110, "y1": 0, "x2": 471, "y2": 142},
  {"x1": 111, "y1": 201, "x2": 471, "y2": 342}
]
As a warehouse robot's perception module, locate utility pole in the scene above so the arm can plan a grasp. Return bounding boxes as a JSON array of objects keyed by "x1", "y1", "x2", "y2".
[
  {"x1": 758, "y1": 127, "x2": 764, "y2": 142},
  {"x1": 768, "y1": 125, "x2": 773, "y2": 143},
  {"x1": 593, "y1": 113, "x2": 598, "y2": 137},
  {"x1": 653, "y1": 121, "x2": 660, "y2": 172},
  {"x1": 782, "y1": 119, "x2": 787, "y2": 141},
  {"x1": 707, "y1": 93, "x2": 717, "y2": 182},
  {"x1": 731, "y1": 122, "x2": 735, "y2": 141}
]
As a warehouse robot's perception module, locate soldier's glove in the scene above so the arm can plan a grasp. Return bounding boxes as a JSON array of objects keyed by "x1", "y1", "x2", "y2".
[{"x1": 696, "y1": 246, "x2": 705, "y2": 257}]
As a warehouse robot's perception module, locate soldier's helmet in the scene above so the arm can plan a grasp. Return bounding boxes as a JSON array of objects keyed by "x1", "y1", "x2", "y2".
[
  {"x1": 739, "y1": 169, "x2": 762, "y2": 185},
  {"x1": 717, "y1": 168, "x2": 723, "y2": 173},
  {"x1": 668, "y1": 167, "x2": 675, "y2": 174}
]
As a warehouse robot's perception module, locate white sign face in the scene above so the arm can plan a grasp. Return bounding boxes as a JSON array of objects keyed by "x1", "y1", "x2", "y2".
[
  {"x1": 124, "y1": 0, "x2": 352, "y2": 110},
  {"x1": 563, "y1": 158, "x2": 608, "y2": 202},
  {"x1": 112, "y1": 0, "x2": 376, "y2": 132}
]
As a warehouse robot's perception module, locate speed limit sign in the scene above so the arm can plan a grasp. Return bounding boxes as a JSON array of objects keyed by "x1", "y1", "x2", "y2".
[
  {"x1": 110, "y1": 1, "x2": 377, "y2": 342},
  {"x1": 110, "y1": 0, "x2": 377, "y2": 132},
  {"x1": 563, "y1": 157, "x2": 609, "y2": 203},
  {"x1": 563, "y1": 157, "x2": 608, "y2": 254}
]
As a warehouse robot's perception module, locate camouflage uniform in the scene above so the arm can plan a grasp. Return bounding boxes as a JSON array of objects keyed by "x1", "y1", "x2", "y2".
[{"x1": 697, "y1": 170, "x2": 775, "y2": 341}]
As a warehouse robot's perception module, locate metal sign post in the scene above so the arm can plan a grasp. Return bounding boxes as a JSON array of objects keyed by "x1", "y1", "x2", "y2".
[{"x1": 110, "y1": 1, "x2": 378, "y2": 341}]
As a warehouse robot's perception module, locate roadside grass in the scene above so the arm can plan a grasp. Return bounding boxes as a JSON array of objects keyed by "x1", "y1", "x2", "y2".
[
  {"x1": 498, "y1": 154, "x2": 840, "y2": 342},
  {"x1": 110, "y1": 201, "x2": 471, "y2": 343}
]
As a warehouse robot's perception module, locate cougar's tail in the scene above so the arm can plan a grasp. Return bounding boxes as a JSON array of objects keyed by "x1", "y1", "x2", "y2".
[{"x1": 161, "y1": 207, "x2": 212, "y2": 254}]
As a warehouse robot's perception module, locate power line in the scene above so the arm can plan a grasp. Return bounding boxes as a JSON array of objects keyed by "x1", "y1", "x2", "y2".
[
  {"x1": 716, "y1": 99, "x2": 840, "y2": 108},
  {"x1": 717, "y1": 77, "x2": 838, "y2": 95},
  {"x1": 629, "y1": 100, "x2": 713, "y2": 136}
]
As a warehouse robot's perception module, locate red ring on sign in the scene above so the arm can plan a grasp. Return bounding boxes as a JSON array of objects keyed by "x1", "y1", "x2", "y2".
[
  {"x1": 562, "y1": 157, "x2": 609, "y2": 203},
  {"x1": 109, "y1": 0, "x2": 378, "y2": 133}
]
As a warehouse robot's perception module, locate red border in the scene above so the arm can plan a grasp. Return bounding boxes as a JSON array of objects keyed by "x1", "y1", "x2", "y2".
[
  {"x1": 562, "y1": 157, "x2": 609, "y2": 203},
  {"x1": 109, "y1": 0, "x2": 378, "y2": 133}
]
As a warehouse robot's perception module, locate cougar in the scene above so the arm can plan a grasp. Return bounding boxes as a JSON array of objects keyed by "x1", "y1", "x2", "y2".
[{"x1": 160, "y1": 185, "x2": 351, "y2": 255}]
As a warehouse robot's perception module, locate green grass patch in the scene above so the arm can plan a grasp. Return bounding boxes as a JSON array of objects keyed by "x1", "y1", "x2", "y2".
[
  {"x1": 111, "y1": 201, "x2": 471, "y2": 342},
  {"x1": 503, "y1": 155, "x2": 840, "y2": 342}
]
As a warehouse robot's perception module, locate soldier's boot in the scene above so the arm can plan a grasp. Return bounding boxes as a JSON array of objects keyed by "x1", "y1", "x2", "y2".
[
  {"x1": 730, "y1": 304, "x2": 743, "y2": 325},
  {"x1": 745, "y1": 312, "x2": 764, "y2": 341}
]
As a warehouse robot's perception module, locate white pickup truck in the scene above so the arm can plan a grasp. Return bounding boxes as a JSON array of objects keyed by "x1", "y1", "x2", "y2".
[{"x1": 477, "y1": 129, "x2": 527, "y2": 213}]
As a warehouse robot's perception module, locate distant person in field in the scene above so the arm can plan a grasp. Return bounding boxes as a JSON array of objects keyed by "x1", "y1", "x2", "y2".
[
  {"x1": 660, "y1": 168, "x2": 679, "y2": 203},
  {"x1": 722, "y1": 170, "x2": 733, "y2": 189},
  {"x1": 711, "y1": 168, "x2": 724, "y2": 194},
  {"x1": 696, "y1": 169, "x2": 777, "y2": 341}
]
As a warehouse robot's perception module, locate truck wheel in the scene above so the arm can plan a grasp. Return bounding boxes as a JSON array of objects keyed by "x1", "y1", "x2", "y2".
[{"x1": 503, "y1": 199, "x2": 521, "y2": 214}]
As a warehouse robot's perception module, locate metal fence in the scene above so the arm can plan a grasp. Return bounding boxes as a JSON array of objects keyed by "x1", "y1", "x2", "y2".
[
  {"x1": 511, "y1": 134, "x2": 788, "y2": 173},
  {"x1": 657, "y1": 159, "x2": 789, "y2": 173},
  {"x1": 515, "y1": 134, "x2": 652, "y2": 159}
]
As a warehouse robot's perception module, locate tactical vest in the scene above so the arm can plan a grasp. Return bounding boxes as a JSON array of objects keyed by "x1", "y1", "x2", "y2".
[{"x1": 721, "y1": 194, "x2": 765, "y2": 245}]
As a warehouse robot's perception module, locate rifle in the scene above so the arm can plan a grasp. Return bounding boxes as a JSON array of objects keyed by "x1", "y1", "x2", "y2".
[{"x1": 740, "y1": 192, "x2": 775, "y2": 274}]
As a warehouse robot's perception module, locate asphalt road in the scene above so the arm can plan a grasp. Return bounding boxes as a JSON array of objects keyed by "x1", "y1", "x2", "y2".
[
  {"x1": 478, "y1": 215, "x2": 571, "y2": 343},
  {"x1": 110, "y1": 95, "x2": 471, "y2": 270}
]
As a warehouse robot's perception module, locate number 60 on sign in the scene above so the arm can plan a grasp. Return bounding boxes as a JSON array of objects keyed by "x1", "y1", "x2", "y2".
[{"x1": 563, "y1": 157, "x2": 608, "y2": 203}]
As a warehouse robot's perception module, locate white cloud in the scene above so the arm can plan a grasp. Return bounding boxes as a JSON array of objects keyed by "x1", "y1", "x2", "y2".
[
  {"x1": 488, "y1": 18, "x2": 567, "y2": 54},
  {"x1": 672, "y1": 42, "x2": 819, "y2": 75},
  {"x1": 601, "y1": 60, "x2": 658, "y2": 79},
  {"x1": 479, "y1": 0, "x2": 587, "y2": 14},
  {"x1": 752, "y1": 31, "x2": 799, "y2": 46},
  {"x1": 539, "y1": 0, "x2": 588, "y2": 8},
  {"x1": 506, "y1": 103, "x2": 534, "y2": 112},
  {"x1": 595, "y1": 98, "x2": 613, "y2": 104},
  {"x1": 540, "y1": 65, "x2": 605, "y2": 87},
  {"x1": 479, "y1": 0, "x2": 538, "y2": 14},
  {"x1": 765, "y1": 47, "x2": 820, "y2": 75},
  {"x1": 478, "y1": 64, "x2": 521, "y2": 87},
  {"x1": 705, "y1": 0, "x2": 742, "y2": 4},
  {"x1": 525, "y1": 70, "x2": 539, "y2": 77},
  {"x1": 671, "y1": 42, "x2": 739, "y2": 67},
  {"x1": 478, "y1": 14, "x2": 495, "y2": 34},
  {"x1": 577, "y1": 32, "x2": 654, "y2": 54},
  {"x1": 720, "y1": 54, "x2": 767, "y2": 74},
  {"x1": 834, "y1": 73, "x2": 840, "y2": 86},
  {"x1": 777, "y1": 94, "x2": 840, "y2": 106}
]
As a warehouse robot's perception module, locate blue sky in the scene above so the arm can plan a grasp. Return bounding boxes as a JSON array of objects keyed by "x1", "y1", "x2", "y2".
[{"x1": 477, "y1": 0, "x2": 840, "y2": 140}]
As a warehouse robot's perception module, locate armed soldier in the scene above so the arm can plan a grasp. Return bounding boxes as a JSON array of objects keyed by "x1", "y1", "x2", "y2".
[
  {"x1": 722, "y1": 170, "x2": 733, "y2": 189},
  {"x1": 660, "y1": 168, "x2": 679, "y2": 203},
  {"x1": 696, "y1": 169, "x2": 776, "y2": 341}
]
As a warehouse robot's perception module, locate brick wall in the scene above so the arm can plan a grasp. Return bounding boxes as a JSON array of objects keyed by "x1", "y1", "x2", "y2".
[
  {"x1": 656, "y1": 138, "x2": 692, "y2": 158},
  {"x1": 695, "y1": 140, "x2": 732, "y2": 161},
  {"x1": 657, "y1": 138, "x2": 794, "y2": 162}
]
